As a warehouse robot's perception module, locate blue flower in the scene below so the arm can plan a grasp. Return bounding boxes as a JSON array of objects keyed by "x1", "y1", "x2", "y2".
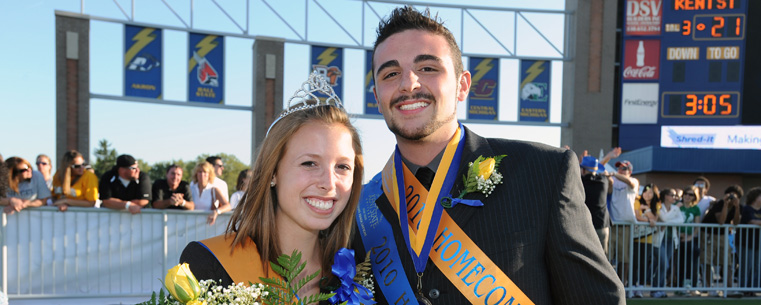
[{"x1": 328, "y1": 248, "x2": 375, "y2": 305}]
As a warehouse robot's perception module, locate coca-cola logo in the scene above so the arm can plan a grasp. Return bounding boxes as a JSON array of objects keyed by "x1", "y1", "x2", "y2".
[
  {"x1": 624, "y1": 39, "x2": 659, "y2": 80},
  {"x1": 623, "y1": 66, "x2": 657, "y2": 78}
]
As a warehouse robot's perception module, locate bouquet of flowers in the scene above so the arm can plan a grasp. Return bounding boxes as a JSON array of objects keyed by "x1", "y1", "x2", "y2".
[{"x1": 139, "y1": 248, "x2": 374, "y2": 305}]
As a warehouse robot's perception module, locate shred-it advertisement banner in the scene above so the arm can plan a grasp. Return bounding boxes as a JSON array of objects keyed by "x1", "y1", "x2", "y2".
[
  {"x1": 467, "y1": 57, "x2": 499, "y2": 120},
  {"x1": 310, "y1": 46, "x2": 343, "y2": 102},
  {"x1": 518, "y1": 60, "x2": 550, "y2": 122},
  {"x1": 661, "y1": 126, "x2": 761, "y2": 150},
  {"x1": 623, "y1": 39, "x2": 660, "y2": 80},
  {"x1": 124, "y1": 25, "x2": 162, "y2": 98},
  {"x1": 188, "y1": 33, "x2": 224, "y2": 104},
  {"x1": 364, "y1": 50, "x2": 380, "y2": 115},
  {"x1": 625, "y1": 0, "x2": 662, "y2": 36}
]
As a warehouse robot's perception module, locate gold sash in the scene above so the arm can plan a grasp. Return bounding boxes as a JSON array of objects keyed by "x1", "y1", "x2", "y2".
[{"x1": 200, "y1": 234, "x2": 278, "y2": 285}]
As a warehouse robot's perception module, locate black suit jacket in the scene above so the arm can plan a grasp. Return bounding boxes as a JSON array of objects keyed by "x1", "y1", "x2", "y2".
[{"x1": 351, "y1": 127, "x2": 624, "y2": 304}]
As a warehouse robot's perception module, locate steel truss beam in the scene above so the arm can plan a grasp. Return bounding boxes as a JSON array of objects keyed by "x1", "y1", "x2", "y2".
[{"x1": 74, "y1": 0, "x2": 572, "y2": 61}]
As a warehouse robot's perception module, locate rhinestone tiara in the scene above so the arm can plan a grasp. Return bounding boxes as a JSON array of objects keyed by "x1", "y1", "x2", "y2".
[{"x1": 266, "y1": 71, "x2": 345, "y2": 135}]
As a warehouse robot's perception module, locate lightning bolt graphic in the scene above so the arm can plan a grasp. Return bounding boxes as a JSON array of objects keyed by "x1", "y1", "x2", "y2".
[
  {"x1": 520, "y1": 61, "x2": 546, "y2": 89},
  {"x1": 365, "y1": 70, "x2": 373, "y2": 88},
  {"x1": 317, "y1": 48, "x2": 338, "y2": 66},
  {"x1": 471, "y1": 59, "x2": 494, "y2": 84},
  {"x1": 124, "y1": 28, "x2": 156, "y2": 68},
  {"x1": 188, "y1": 35, "x2": 219, "y2": 73}
]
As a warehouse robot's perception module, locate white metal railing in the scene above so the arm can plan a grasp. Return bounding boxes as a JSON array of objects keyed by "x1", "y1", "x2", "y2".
[
  {"x1": 0, "y1": 207, "x2": 230, "y2": 299},
  {"x1": 2, "y1": 208, "x2": 759, "y2": 299},
  {"x1": 609, "y1": 221, "x2": 761, "y2": 298}
]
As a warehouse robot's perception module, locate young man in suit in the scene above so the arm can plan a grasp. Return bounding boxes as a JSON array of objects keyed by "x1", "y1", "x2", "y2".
[{"x1": 352, "y1": 6, "x2": 624, "y2": 305}]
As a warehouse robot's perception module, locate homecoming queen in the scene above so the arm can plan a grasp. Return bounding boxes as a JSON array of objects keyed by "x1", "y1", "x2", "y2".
[{"x1": 180, "y1": 72, "x2": 364, "y2": 300}]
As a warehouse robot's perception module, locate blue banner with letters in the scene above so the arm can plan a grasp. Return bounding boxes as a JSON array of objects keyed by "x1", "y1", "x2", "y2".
[
  {"x1": 364, "y1": 50, "x2": 380, "y2": 115},
  {"x1": 467, "y1": 57, "x2": 499, "y2": 120},
  {"x1": 188, "y1": 33, "x2": 224, "y2": 104},
  {"x1": 310, "y1": 46, "x2": 343, "y2": 102},
  {"x1": 124, "y1": 25, "x2": 162, "y2": 98},
  {"x1": 518, "y1": 60, "x2": 551, "y2": 122}
]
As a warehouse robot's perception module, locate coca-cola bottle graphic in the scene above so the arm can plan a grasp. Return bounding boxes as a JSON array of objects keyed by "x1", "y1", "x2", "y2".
[{"x1": 636, "y1": 41, "x2": 645, "y2": 67}]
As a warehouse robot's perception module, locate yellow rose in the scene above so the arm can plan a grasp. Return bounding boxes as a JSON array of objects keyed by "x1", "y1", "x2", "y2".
[
  {"x1": 165, "y1": 263, "x2": 202, "y2": 303},
  {"x1": 187, "y1": 300, "x2": 207, "y2": 305},
  {"x1": 478, "y1": 158, "x2": 496, "y2": 180}
]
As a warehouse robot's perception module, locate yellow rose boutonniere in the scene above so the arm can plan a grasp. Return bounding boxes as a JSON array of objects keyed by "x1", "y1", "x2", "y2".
[{"x1": 442, "y1": 155, "x2": 506, "y2": 208}]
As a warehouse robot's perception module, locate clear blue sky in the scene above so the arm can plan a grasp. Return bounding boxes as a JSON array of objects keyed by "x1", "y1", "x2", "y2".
[{"x1": 0, "y1": 0, "x2": 567, "y2": 181}]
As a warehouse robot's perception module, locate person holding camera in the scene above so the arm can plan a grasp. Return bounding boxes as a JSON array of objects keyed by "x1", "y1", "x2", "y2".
[{"x1": 700, "y1": 185, "x2": 743, "y2": 296}]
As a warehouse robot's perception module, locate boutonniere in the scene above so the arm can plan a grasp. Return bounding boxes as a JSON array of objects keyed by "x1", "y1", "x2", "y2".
[{"x1": 441, "y1": 155, "x2": 507, "y2": 209}]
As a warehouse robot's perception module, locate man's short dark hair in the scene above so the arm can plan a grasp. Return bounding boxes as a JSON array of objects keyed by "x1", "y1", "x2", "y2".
[
  {"x1": 694, "y1": 176, "x2": 711, "y2": 190},
  {"x1": 724, "y1": 185, "x2": 743, "y2": 198},
  {"x1": 206, "y1": 156, "x2": 221, "y2": 165},
  {"x1": 745, "y1": 187, "x2": 761, "y2": 206},
  {"x1": 373, "y1": 6, "x2": 463, "y2": 78},
  {"x1": 166, "y1": 164, "x2": 181, "y2": 174}
]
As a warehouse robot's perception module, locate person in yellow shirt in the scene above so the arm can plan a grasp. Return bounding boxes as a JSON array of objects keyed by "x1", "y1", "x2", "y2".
[{"x1": 51, "y1": 150, "x2": 98, "y2": 211}]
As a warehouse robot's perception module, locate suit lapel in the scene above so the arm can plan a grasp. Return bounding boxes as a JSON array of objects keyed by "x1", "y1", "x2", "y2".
[{"x1": 447, "y1": 126, "x2": 496, "y2": 227}]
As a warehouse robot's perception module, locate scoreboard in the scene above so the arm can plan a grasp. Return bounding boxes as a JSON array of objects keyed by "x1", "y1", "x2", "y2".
[{"x1": 619, "y1": 0, "x2": 749, "y2": 149}]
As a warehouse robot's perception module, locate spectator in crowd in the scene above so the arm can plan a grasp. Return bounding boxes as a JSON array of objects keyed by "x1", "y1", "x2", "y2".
[
  {"x1": 739, "y1": 186, "x2": 761, "y2": 294},
  {"x1": 0, "y1": 153, "x2": 8, "y2": 205},
  {"x1": 701, "y1": 185, "x2": 743, "y2": 296},
  {"x1": 2, "y1": 156, "x2": 50, "y2": 215},
  {"x1": 36, "y1": 154, "x2": 53, "y2": 189},
  {"x1": 608, "y1": 159, "x2": 639, "y2": 294},
  {"x1": 651, "y1": 188, "x2": 685, "y2": 298},
  {"x1": 632, "y1": 183, "x2": 658, "y2": 298},
  {"x1": 694, "y1": 176, "x2": 715, "y2": 216},
  {"x1": 206, "y1": 156, "x2": 229, "y2": 201},
  {"x1": 51, "y1": 150, "x2": 99, "y2": 212},
  {"x1": 229, "y1": 169, "x2": 250, "y2": 210},
  {"x1": 579, "y1": 156, "x2": 611, "y2": 253},
  {"x1": 98, "y1": 154, "x2": 151, "y2": 214},
  {"x1": 152, "y1": 164, "x2": 194, "y2": 210},
  {"x1": 675, "y1": 185, "x2": 702, "y2": 296},
  {"x1": 191, "y1": 162, "x2": 231, "y2": 225}
]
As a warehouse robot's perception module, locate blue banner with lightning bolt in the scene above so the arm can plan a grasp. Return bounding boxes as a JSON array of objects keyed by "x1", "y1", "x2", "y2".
[
  {"x1": 124, "y1": 25, "x2": 162, "y2": 98},
  {"x1": 519, "y1": 60, "x2": 551, "y2": 122},
  {"x1": 311, "y1": 46, "x2": 343, "y2": 102},
  {"x1": 468, "y1": 57, "x2": 499, "y2": 120},
  {"x1": 364, "y1": 50, "x2": 380, "y2": 115},
  {"x1": 188, "y1": 33, "x2": 224, "y2": 104}
]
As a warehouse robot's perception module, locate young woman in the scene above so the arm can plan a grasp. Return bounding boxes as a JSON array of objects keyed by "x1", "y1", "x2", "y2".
[
  {"x1": 180, "y1": 92, "x2": 363, "y2": 299},
  {"x1": 631, "y1": 183, "x2": 659, "y2": 297},
  {"x1": 651, "y1": 188, "x2": 685, "y2": 298},
  {"x1": 189, "y1": 162, "x2": 231, "y2": 225},
  {"x1": 51, "y1": 150, "x2": 99, "y2": 211},
  {"x1": 229, "y1": 169, "x2": 250, "y2": 210},
  {"x1": 2, "y1": 157, "x2": 50, "y2": 214},
  {"x1": 675, "y1": 185, "x2": 701, "y2": 295}
]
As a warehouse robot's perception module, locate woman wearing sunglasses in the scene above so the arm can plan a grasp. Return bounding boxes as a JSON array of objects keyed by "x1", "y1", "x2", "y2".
[
  {"x1": 675, "y1": 185, "x2": 702, "y2": 296},
  {"x1": 51, "y1": 150, "x2": 99, "y2": 211},
  {"x1": 2, "y1": 156, "x2": 51, "y2": 215}
]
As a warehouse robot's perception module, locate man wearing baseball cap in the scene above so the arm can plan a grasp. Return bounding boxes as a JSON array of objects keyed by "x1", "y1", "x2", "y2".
[
  {"x1": 608, "y1": 159, "x2": 639, "y2": 291},
  {"x1": 580, "y1": 156, "x2": 613, "y2": 254},
  {"x1": 98, "y1": 154, "x2": 151, "y2": 214}
]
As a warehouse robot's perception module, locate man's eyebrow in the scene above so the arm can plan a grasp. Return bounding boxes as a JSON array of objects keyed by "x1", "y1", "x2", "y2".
[
  {"x1": 375, "y1": 60, "x2": 400, "y2": 76},
  {"x1": 414, "y1": 54, "x2": 442, "y2": 64}
]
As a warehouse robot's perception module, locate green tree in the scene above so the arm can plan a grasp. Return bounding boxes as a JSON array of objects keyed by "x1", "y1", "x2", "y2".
[
  {"x1": 137, "y1": 158, "x2": 151, "y2": 179},
  {"x1": 93, "y1": 139, "x2": 117, "y2": 178}
]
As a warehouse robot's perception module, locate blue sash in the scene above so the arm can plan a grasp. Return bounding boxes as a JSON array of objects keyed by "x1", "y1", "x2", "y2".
[{"x1": 357, "y1": 173, "x2": 418, "y2": 305}]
